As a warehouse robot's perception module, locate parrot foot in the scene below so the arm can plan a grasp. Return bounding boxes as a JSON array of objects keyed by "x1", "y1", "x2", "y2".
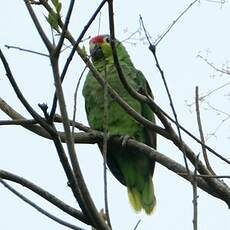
[{"x1": 121, "y1": 135, "x2": 130, "y2": 148}]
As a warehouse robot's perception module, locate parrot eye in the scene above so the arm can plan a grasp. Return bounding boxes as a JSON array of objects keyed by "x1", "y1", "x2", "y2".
[{"x1": 105, "y1": 36, "x2": 111, "y2": 43}]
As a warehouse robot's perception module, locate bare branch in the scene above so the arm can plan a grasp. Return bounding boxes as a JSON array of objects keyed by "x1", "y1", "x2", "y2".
[
  {"x1": 200, "y1": 82, "x2": 230, "y2": 101},
  {"x1": 49, "y1": 0, "x2": 107, "y2": 118},
  {"x1": 24, "y1": 0, "x2": 54, "y2": 52},
  {"x1": 150, "y1": 101, "x2": 230, "y2": 165},
  {"x1": 78, "y1": 51, "x2": 167, "y2": 137},
  {"x1": 0, "y1": 49, "x2": 54, "y2": 135},
  {"x1": 0, "y1": 0, "x2": 229, "y2": 219},
  {"x1": 0, "y1": 48, "x2": 98, "y2": 227},
  {"x1": 185, "y1": 174, "x2": 230, "y2": 179},
  {"x1": 106, "y1": 0, "x2": 230, "y2": 178},
  {"x1": 102, "y1": 66, "x2": 112, "y2": 228},
  {"x1": 72, "y1": 66, "x2": 88, "y2": 135},
  {"x1": 0, "y1": 179, "x2": 86, "y2": 230},
  {"x1": 133, "y1": 219, "x2": 141, "y2": 230},
  {"x1": 195, "y1": 86, "x2": 216, "y2": 175},
  {"x1": 122, "y1": 138, "x2": 230, "y2": 208},
  {"x1": 155, "y1": 0, "x2": 199, "y2": 46},
  {"x1": 0, "y1": 96, "x2": 94, "y2": 143},
  {"x1": 1, "y1": 97, "x2": 230, "y2": 206},
  {"x1": 55, "y1": 0, "x2": 76, "y2": 54},
  {"x1": 5, "y1": 44, "x2": 49, "y2": 57},
  {"x1": 198, "y1": 54, "x2": 230, "y2": 76},
  {"x1": 0, "y1": 52, "x2": 83, "y2": 208},
  {"x1": 50, "y1": 50, "x2": 109, "y2": 229},
  {"x1": 192, "y1": 155, "x2": 199, "y2": 230},
  {"x1": 39, "y1": 0, "x2": 167, "y2": 141},
  {"x1": 138, "y1": 20, "x2": 230, "y2": 197},
  {"x1": 0, "y1": 119, "x2": 37, "y2": 126},
  {"x1": 0, "y1": 170, "x2": 88, "y2": 224},
  {"x1": 148, "y1": 39, "x2": 190, "y2": 174}
]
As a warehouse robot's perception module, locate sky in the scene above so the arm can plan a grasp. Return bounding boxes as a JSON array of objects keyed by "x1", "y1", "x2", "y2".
[{"x1": 0, "y1": 0, "x2": 230, "y2": 230}]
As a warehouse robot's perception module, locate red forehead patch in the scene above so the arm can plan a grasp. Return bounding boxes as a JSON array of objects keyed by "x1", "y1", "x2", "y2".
[{"x1": 90, "y1": 35, "x2": 104, "y2": 44}]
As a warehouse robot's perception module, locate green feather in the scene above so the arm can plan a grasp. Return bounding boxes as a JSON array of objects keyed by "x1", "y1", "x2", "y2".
[{"x1": 83, "y1": 35, "x2": 156, "y2": 214}]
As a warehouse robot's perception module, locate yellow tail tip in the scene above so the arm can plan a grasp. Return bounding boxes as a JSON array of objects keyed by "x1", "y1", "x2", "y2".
[
  {"x1": 127, "y1": 185, "x2": 156, "y2": 215},
  {"x1": 128, "y1": 188, "x2": 142, "y2": 213}
]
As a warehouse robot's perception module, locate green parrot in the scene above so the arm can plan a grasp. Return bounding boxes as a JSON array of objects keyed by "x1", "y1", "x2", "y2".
[{"x1": 82, "y1": 35, "x2": 156, "y2": 214}]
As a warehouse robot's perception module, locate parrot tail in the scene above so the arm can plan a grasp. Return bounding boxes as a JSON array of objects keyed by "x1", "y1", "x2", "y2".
[
  {"x1": 128, "y1": 177, "x2": 156, "y2": 215},
  {"x1": 128, "y1": 188, "x2": 142, "y2": 213}
]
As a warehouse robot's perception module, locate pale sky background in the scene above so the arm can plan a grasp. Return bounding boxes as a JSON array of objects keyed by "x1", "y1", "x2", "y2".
[{"x1": 0, "y1": 0, "x2": 230, "y2": 230}]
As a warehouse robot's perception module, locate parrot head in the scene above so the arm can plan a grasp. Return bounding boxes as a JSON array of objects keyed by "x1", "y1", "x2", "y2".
[
  {"x1": 89, "y1": 34, "x2": 113, "y2": 62},
  {"x1": 89, "y1": 34, "x2": 133, "y2": 67}
]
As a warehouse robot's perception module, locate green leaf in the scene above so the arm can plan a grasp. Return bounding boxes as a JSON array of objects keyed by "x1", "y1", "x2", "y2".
[
  {"x1": 56, "y1": 2, "x2": 62, "y2": 14},
  {"x1": 45, "y1": 0, "x2": 61, "y2": 32},
  {"x1": 51, "y1": 0, "x2": 59, "y2": 7},
  {"x1": 81, "y1": 45, "x2": 88, "y2": 58},
  {"x1": 46, "y1": 12, "x2": 60, "y2": 32},
  {"x1": 51, "y1": 0, "x2": 62, "y2": 14}
]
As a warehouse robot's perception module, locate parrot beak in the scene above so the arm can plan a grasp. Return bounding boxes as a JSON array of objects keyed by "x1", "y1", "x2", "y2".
[{"x1": 90, "y1": 43, "x2": 104, "y2": 60}]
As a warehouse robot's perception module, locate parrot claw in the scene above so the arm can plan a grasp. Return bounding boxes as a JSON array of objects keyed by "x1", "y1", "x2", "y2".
[{"x1": 121, "y1": 135, "x2": 130, "y2": 148}]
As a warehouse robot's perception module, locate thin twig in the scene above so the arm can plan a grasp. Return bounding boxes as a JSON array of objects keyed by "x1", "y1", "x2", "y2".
[
  {"x1": 59, "y1": 0, "x2": 107, "y2": 82},
  {"x1": 49, "y1": 0, "x2": 107, "y2": 118},
  {"x1": 50, "y1": 52, "x2": 109, "y2": 229},
  {"x1": 133, "y1": 219, "x2": 141, "y2": 230},
  {"x1": 54, "y1": 114, "x2": 92, "y2": 132},
  {"x1": 192, "y1": 155, "x2": 199, "y2": 230},
  {"x1": 195, "y1": 86, "x2": 215, "y2": 175},
  {"x1": 155, "y1": 0, "x2": 199, "y2": 46},
  {"x1": 5, "y1": 45, "x2": 49, "y2": 57},
  {"x1": 0, "y1": 49, "x2": 54, "y2": 134},
  {"x1": 0, "y1": 169, "x2": 89, "y2": 224},
  {"x1": 205, "y1": 101, "x2": 230, "y2": 118},
  {"x1": 107, "y1": 0, "x2": 147, "y2": 116},
  {"x1": 205, "y1": 102, "x2": 230, "y2": 140},
  {"x1": 198, "y1": 54, "x2": 230, "y2": 76},
  {"x1": 24, "y1": 0, "x2": 54, "y2": 52},
  {"x1": 97, "y1": 12, "x2": 102, "y2": 35},
  {"x1": 55, "y1": 0, "x2": 76, "y2": 54},
  {"x1": 196, "y1": 82, "x2": 230, "y2": 102},
  {"x1": 149, "y1": 100, "x2": 230, "y2": 165},
  {"x1": 149, "y1": 43, "x2": 190, "y2": 174},
  {"x1": 0, "y1": 179, "x2": 86, "y2": 230},
  {"x1": 102, "y1": 65, "x2": 112, "y2": 228},
  {"x1": 72, "y1": 66, "x2": 88, "y2": 134},
  {"x1": 51, "y1": 130, "x2": 94, "y2": 224}
]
